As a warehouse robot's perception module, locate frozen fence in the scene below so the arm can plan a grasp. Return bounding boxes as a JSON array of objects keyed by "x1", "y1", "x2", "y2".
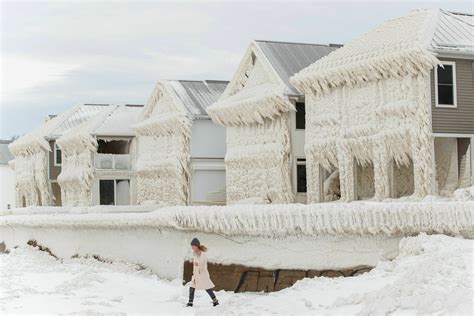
[{"x1": 1, "y1": 201, "x2": 472, "y2": 238}]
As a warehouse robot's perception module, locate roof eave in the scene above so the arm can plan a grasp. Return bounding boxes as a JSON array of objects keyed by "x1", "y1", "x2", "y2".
[{"x1": 431, "y1": 48, "x2": 474, "y2": 60}]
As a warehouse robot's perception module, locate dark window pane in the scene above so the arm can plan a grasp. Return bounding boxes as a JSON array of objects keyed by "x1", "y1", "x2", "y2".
[
  {"x1": 56, "y1": 148, "x2": 62, "y2": 164},
  {"x1": 97, "y1": 139, "x2": 130, "y2": 154},
  {"x1": 297, "y1": 164, "x2": 307, "y2": 193},
  {"x1": 437, "y1": 65, "x2": 453, "y2": 84},
  {"x1": 100, "y1": 180, "x2": 115, "y2": 205},
  {"x1": 438, "y1": 85, "x2": 454, "y2": 105},
  {"x1": 295, "y1": 102, "x2": 305, "y2": 129}
]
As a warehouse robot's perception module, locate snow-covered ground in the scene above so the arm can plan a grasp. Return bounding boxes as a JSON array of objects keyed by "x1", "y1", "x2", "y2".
[{"x1": 1, "y1": 234, "x2": 472, "y2": 315}]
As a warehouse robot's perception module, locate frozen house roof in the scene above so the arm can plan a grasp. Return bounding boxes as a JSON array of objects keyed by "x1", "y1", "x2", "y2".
[
  {"x1": 133, "y1": 80, "x2": 228, "y2": 137},
  {"x1": 291, "y1": 9, "x2": 473, "y2": 95},
  {"x1": 48, "y1": 104, "x2": 110, "y2": 138},
  {"x1": 9, "y1": 104, "x2": 108, "y2": 155},
  {"x1": 255, "y1": 40, "x2": 340, "y2": 94},
  {"x1": 166, "y1": 80, "x2": 229, "y2": 118},
  {"x1": 10, "y1": 104, "x2": 142, "y2": 157},
  {"x1": 46, "y1": 104, "x2": 144, "y2": 139},
  {"x1": 207, "y1": 40, "x2": 339, "y2": 126},
  {"x1": 92, "y1": 105, "x2": 143, "y2": 137},
  {"x1": 0, "y1": 140, "x2": 13, "y2": 164}
]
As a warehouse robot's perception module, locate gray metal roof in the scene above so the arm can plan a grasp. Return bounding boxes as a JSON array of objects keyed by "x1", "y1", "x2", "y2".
[
  {"x1": 0, "y1": 141, "x2": 13, "y2": 164},
  {"x1": 432, "y1": 10, "x2": 474, "y2": 53},
  {"x1": 256, "y1": 40, "x2": 340, "y2": 93},
  {"x1": 49, "y1": 104, "x2": 110, "y2": 138},
  {"x1": 168, "y1": 80, "x2": 229, "y2": 117}
]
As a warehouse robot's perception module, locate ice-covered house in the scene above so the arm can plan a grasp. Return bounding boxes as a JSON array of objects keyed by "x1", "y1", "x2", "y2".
[
  {"x1": 291, "y1": 9, "x2": 474, "y2": 202},
  {"x1": 57, "y1": 104, "x2": 142, "y2": 206},
  {"x1": 133, "y1": 80, "x2": 228, "y2": 206},
  {"x1": 8, "y1": 105, "x2": 111, "y2": 207},
  {"x1": 0, "y1": 140, "x2": 15, "y2": 211},
  {"x1": 207, "y1": 40, "x2": 339, "y2": 204}
]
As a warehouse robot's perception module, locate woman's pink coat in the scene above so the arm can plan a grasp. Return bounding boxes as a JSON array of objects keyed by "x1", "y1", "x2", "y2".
[{"x1": 191, "y1": 252, "x2": 215, "y2": 290}]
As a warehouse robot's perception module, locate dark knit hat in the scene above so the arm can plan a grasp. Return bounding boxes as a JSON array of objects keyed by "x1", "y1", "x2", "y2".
[{"x1": 191, "y1": 238, "x2": 200, "y2": 246}]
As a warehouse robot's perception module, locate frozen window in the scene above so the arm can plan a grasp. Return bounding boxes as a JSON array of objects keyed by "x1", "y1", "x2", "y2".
[
  {"x1": 100, "y1": 180, "x2": 115, "y2": 205},
  {"x1": 295, "y1": 102, "x2": 305, "y2": 130},
  {"x1": 54, "y1": 143, "x2": 62, "y2": 166},
  {"x1": 116, "y1": 180, "x2": 130, "y2": 205},
  {"x1": 297, "y1": 162, "x2": 307, "y2": 193},
  {"x1": 99, "y1": 179, "x2": 130, "y2": 205},
  {"x1": 435, "y1": 62, "x2": 457, "y2": 107}
]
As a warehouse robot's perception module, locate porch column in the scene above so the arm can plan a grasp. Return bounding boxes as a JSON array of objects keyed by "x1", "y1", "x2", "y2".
[
  {"x1": 412, "y1": 74, "x2": 436, "y2": 197},
  {"x1": 373, "y1": 141, "x2": 392, "y2": 200},
  {"x1": 337, "y1": 142, "x2": 355, "y2": 202},
  {"x1": 306, "y1": 155, "x2": 322, "y2": 203}
]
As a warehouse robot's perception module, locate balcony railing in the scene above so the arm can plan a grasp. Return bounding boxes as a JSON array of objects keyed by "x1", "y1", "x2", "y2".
[{"x1": 95, "y1": 154, "x2": 132, "y2": 170}]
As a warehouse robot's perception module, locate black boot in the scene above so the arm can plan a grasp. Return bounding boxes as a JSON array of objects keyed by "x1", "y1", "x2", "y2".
[
  {"x1": 187, "y1": 287, "x2": 195, "y2": 307},
  {"x1": 212, "y1": 298, "x2": 219, "y2": 307}
]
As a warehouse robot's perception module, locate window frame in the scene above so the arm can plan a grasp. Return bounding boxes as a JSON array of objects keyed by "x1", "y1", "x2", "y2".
[
  {"x1": 99, "y1": 179, "x2": 130, "y2": 205},
  {"x1": 53, "y1": 143, "x2": 62, "y2": 166},
  {"x1": 434, "y1": 61, "x2": 457, "y2": 108}
]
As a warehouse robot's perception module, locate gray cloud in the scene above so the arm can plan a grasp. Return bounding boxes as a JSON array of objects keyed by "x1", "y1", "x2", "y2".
[{"x1": 1, "y1": 0, "x2": 471, "y2": 138}]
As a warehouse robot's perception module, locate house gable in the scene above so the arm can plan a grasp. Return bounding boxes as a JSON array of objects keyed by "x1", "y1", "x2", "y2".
[
  {"x1": 207, "y1": 42, "x2": 294, "y2": 126},
  {"x1": 220, "y1": 42, "x2": 284, "y2": 100},
  {"x1": 140, "y1": 82, "x2": 188, "y2": 122}
]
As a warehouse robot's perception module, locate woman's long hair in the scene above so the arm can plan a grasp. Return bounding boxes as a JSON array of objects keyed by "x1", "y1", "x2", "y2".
[{"x1": 198, "y1": 244, "x2": 207, "y2": 252}]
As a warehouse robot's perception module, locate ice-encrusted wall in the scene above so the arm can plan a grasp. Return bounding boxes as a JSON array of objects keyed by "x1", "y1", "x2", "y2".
[
  {"x1": 207, "y1": 44, "x2": 295, "y2": 203},
  {"x1": 226, "y1": 115, "x2": 293, "y2": 203},
  {"x1": 290, "y1": 9, "x2": 441, "y2": 203},
  {"x1": 57, "y1": 134, "x2": 97, "y2": 207},
  {"x1": 135, "y1": 133, "x2": 190, "y2": 205},
  {"x1": 304, "y1": 74, "x2": 435, "y2": 202},
  {"x1": 9, "y1": 139, "x2": 54, "y2": 207},
  {"x1": 134, "y1": 84, "x2": 191, "y2": 205}
]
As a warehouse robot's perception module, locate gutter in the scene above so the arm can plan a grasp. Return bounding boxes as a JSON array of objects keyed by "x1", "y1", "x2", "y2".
[{"x1": 431, "y1": 48, "x2": 474, "y2": 60}]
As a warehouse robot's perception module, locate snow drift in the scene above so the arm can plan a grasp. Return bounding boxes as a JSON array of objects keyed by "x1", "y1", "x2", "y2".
[{"x1": 0, "y1": 234, "x2": 471, "y2": 314}]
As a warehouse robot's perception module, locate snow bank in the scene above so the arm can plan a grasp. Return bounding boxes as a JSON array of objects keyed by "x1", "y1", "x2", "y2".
[
  {"x1": 1, "y1": 234, "x2": 471, "y2": 314},
  {"x1": 332, "y1": 234, "x2": 473, "y2": 315},
  {"x1": 1, "y1": 201, "x2": 472, "y2": 238}
]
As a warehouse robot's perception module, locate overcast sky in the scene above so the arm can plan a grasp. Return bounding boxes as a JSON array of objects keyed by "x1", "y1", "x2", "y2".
[{"x1": 0, "y1": 0, "x2": 472, "y2": 139}]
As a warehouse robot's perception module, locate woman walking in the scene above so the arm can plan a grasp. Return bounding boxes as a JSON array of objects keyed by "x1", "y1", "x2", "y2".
[{"x1": 187, "y1": 238, "x2": 219, "y2": 307}]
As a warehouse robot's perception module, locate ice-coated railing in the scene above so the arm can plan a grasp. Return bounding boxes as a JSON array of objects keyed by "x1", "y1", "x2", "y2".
[{"x1": 95, "y1": 153, "x2": 132, "y2": 170}]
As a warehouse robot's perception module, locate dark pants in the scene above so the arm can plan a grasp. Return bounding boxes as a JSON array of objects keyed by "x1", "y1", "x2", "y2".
[{"x1": 188, "y1": 287, "x2": 216, "y2": 303}]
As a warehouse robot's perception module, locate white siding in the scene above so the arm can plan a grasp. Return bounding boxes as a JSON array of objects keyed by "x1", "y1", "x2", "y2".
[
  {"x1": 190, "y1": 120, "x2": 226, "y2": 159},
  {"x1": 0, "y1": 165, "x2": 16, "y2": 211},
  {"x1": 190, "y1": 159, "x2": 225, "y2": 205}
]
